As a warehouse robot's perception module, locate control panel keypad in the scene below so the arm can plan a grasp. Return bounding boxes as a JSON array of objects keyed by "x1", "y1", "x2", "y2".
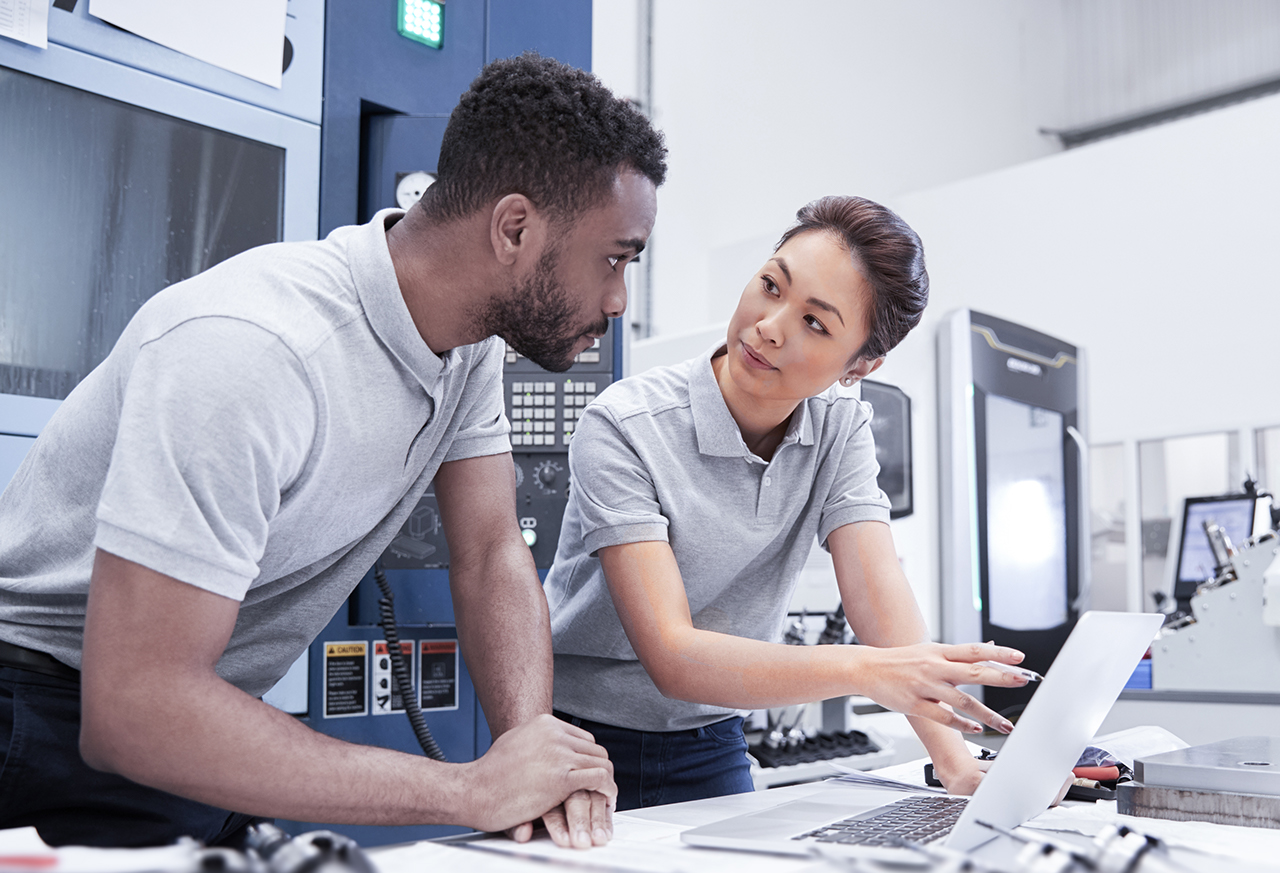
[{"x1": 509, "y1": 379, "x2": 600, "y2": 448}]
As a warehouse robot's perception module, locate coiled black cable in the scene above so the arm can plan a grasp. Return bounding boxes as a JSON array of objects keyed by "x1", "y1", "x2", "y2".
[{"x1": 373, "y1": 564, "x2": 446, "y2": 762}]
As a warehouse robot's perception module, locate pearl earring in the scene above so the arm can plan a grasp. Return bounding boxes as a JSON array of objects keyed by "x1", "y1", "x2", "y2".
[{"x1": 841, "y1": 377, "x2": 853, "y2": 387}]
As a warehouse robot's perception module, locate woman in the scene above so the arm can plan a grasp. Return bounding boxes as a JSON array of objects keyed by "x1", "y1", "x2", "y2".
[{"x1": 545, "y1": 195, "x2": 1029, "y2": 810}]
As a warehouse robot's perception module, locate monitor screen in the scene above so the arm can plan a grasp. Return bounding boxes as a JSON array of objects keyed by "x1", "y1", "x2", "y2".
[
  {"x1": 1174, "y1": 495, "x2": 1257, "y2": 587},
  {"x1": 860, "y1": 379, "x2": 912, "y2": 520}
]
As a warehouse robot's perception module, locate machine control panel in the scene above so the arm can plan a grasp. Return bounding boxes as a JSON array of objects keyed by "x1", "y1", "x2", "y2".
[
  {"x1": 507, "y1": 376, "x2": 600, "y2": 449},
  {"x1": 382, "y1": 324, "x2": 617, "y2": 570},
  {"x1": 503, "y1": 326, "x2": 615, "y2": 565},
  {"x1": 503, "y1": 337, "x2": 612, "y2": 452}
]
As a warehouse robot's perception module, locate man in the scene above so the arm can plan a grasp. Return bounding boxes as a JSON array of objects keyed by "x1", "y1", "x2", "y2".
[{"x1": 0, "y1": 54, "x2": 665, "y2": 850}]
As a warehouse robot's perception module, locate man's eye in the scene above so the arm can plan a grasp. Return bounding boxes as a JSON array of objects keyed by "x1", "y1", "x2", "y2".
[{"x1": 608, "y1": 256, "x2": 620, "y2": 269}]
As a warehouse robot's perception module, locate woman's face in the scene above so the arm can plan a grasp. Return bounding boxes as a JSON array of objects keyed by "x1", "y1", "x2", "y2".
[{"x1": 722, "y1": 230, "x2": 880, "y2": 407}]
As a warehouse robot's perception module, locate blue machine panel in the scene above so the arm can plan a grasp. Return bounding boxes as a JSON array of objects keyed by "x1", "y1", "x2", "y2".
[
  {"x1": 282, "y1": 0, "x2": 598, "y2": 846},
  {"x1": 485, "y1": 0, "x2": 592, "y2": 65},
  {"x1": 320, "y1": 0, "x2": 591, "y2": 234}
]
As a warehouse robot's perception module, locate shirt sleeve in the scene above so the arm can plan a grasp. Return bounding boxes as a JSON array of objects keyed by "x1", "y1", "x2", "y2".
[
  {"x1": 817, "y1": 397, "x2": 893, "y2": 549},
  {"x1": 443, "y1": 337, "x2": 512, "y2": 463},
  {"x1": 94, "y1": 317, "x2": 316, "y2": 601},
  {"x1": 567, "y1": 402, "x2": 670, "y2": 555}
]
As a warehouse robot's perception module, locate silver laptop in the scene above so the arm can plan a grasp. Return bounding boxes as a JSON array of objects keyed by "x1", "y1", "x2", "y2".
[{"x1": 682, "y1": 611, "x2": 1164, "y2": 860}]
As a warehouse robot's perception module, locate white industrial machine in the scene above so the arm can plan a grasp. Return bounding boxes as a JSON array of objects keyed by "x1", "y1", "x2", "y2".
[{"x1": 1151, "y1": 515, "x2": 1280, "y2": 693}]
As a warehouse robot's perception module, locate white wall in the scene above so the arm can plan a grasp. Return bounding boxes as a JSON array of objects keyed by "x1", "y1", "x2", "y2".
[
  {"x1": 643, "y1": 0, "x2": 1065, "y2": 337},
  {"x1": 619, "y1": 75, "x2": 1280, "y2": 634},
  {"x1": 885, "y1": 92, "x2": 1280, "y2": 630},
  {"x1": 594, "y1": 1, "x2": 1280, "y2": 633}
]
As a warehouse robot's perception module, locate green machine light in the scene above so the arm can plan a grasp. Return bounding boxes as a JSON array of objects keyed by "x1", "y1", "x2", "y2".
[{"x1": 398, "y1": 0, "x2": 444, "y2": 49}]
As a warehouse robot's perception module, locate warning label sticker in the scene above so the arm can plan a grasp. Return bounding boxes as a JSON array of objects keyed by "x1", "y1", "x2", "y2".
[
  {"x1": 372, "y1": 640, "x2": 414, "y2": 716},
  {"x1": 324, "y1": 641, "x2": 367, "y2": 718},
  {"x1": 419, "y1": 640, "x2": 458, "y2": 711}
]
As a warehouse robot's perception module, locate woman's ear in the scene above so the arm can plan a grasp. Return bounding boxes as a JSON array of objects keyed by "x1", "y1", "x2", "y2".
[{"x1": 839, "y1": 356, "x2": 885, "y2": 387}]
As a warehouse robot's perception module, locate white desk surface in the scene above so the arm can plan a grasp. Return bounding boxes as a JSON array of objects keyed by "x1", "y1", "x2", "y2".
[{"x1": 371, "y1": 759, "x2": 1280, "y2": 873}]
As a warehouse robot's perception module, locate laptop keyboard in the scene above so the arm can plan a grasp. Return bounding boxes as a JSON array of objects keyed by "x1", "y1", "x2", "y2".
[{"x1": 796, "y1": 794, "x2": 970, "y2": 847}]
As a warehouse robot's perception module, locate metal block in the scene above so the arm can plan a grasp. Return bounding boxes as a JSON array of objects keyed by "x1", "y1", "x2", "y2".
[{"x1": 1117, "y1": 781, "x2": 1280, "y2": 830}]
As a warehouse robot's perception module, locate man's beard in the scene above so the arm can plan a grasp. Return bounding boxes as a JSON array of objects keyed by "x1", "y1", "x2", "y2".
[{"x1": 477, "y1": 247, "x2": 608, "y2": 373}]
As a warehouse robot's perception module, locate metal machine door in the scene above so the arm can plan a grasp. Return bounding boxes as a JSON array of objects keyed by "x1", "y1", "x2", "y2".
[{"x1": 940, "y1": 309, "x2": 1088, "y2": 717}]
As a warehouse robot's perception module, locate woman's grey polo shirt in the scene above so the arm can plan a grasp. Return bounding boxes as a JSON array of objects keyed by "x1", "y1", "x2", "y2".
[{"x1": 546, "y1": 345, "x2": 891, "y2": 731}]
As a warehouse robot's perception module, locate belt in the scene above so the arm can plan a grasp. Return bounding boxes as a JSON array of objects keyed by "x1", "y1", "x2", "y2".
[{"x1": 0, "y1": 639, "x2": 81, "y2": 682}]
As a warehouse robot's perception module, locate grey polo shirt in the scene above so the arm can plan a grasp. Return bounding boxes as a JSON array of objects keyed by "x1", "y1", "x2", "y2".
[
  {"x1": 546, "y1": 345, "x2": 891, "y2": 731},
  {"x1": 0, "y1": 210, "x2": 510, "y2": 696}
]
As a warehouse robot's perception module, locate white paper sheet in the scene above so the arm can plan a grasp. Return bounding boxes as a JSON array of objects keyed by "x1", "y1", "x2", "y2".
[
  {"x1": 0, "y1": 826, "x2": 202, "y2": 873},
  {"x1": 1023, "y1": 801, "x2": 1280, "y2": 868},
  {"x1": 87, "y1": 0, "x2": 287, "y2": 87},
  {"x1": 0, "y1": 0, "x2": 48, "y2": 49},
  {"x1": 1088, "y1": 724, "x2": 1188, "y2": 770},
  {"x1": 451, "y1": 815, "x2": 823, "y2": 873},
  {"x1": 372, "y1": 840, "x2": 535, "y2": 873}
]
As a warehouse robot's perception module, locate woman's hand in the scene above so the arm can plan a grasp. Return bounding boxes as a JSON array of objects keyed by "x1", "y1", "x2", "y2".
[
  {"x1": 932, "y1": 751, "x2": 1074, "y2": 805},
  {"x1": 855, "y1": 642, "x2": 1029, "y2": 734},
  {"x1": 933, "y1": 755, "x2": 992, "y2": 796}
]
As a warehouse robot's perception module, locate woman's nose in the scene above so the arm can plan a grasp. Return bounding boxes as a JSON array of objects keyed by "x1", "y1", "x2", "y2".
[{"x1": 757, "y1": 310, "x2": 784, "y2": 345}]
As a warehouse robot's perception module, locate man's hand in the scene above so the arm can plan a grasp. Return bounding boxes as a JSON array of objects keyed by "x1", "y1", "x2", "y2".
[
  {"x1": 462, "y1": 715, "x2": 615, "y2": 835},
  {"x1": 507, "y1": 789, "x2": 613, "y2": 848},
  {"x1": 856, "y1": 642, "x2": 1028, "y2": 735}
]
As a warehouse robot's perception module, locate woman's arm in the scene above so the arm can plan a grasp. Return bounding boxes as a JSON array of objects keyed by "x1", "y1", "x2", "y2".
[
  {"x1": 828, "y1": 520, "x2": 1017, "y2": 794},
  {"x1": 597, "y1": 537, "x2": 1026, "y2": 735}
]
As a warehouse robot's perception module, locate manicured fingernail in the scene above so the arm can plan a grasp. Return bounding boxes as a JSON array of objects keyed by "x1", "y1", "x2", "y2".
[
  {"x1": 968, "y1": 723, "x2": 983, "y2": 733},
  {"x1": 594, "y1": 828, "x2": 609, "y2": 843},
  {"x1": 999, "y1": 719, "x2": 1014, "y2": 734},
  {"x1": 576, "y1": 829, "x2": 591, "y2": 846}
]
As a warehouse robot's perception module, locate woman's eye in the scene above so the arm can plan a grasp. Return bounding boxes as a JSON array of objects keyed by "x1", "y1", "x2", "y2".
[
  {"x1": 762, "y1": 277, "x2": 779, "y2": 296},
  {"x1": 805, "y1": 315, "x2": 828, "y2": 334}
]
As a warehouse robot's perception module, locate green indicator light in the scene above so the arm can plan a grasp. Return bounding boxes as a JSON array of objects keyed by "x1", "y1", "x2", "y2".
[
  {"x1": 398, "y1": 0, "x2": 445, "y2": 49},
  {"x1": 521, "y1": 528, "x2": 537, "y2": 547}
]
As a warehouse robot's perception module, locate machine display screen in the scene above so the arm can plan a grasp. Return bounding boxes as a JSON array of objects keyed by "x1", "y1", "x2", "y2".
[
  {"x1": 0, "y1": 67, "x2": 284, "y2": 400},
  {"x1": 984, "y1": 393, "x2": 1068, "y2": 631},
  {"x1": 1175, "y1": 496, "x2": 1257, "y2": 585}
]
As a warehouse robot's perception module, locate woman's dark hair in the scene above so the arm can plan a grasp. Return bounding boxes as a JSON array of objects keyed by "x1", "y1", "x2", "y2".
[
  {"x1": 776, "y1": 196, "x2": 929, "y2": 360},
  {"x1": 423, "y1": 53, "x2": 667, "y2": 223}
]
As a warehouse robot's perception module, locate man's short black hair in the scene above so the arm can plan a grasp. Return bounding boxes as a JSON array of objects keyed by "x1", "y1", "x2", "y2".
[{"x1": 423, "y1": 53, "x2": 667, "y2": 223}]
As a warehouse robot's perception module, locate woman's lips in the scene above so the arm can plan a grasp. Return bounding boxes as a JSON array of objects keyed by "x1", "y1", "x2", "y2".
[{"x1": 741, "y1": 342, "x2": 775, "y2": 370}]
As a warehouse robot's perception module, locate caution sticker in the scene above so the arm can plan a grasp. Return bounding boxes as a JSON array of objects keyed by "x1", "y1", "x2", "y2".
[
  {"x1": 418, "y1": 640, "x2": 458, "y2": 711},
  {"x1": 372, "y1": 640, "x2": 414, "y2": 716},
  {"x1": 323, "y1": 641, "x2": 368, "y2": 718}
]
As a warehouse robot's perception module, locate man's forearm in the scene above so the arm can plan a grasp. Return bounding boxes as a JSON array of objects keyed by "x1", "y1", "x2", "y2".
[
  {"x1": 450, "y1": 536, "x2": 553, "y2": 736},
  {"x1": 85, "y1": 672, "x2": 479, "y2": 824}
]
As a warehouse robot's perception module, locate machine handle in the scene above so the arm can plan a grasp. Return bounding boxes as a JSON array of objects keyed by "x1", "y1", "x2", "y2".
[{"x1": 1066, "y1": 425, "x2": 1091, "y2": 615}]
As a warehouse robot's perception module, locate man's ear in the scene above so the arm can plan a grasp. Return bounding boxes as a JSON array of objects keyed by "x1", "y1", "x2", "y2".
[
  {"x1": 842, "y1": 356, "x2": 885, "y2": 386},
  {"x1": 490, "y1": 193, "x2": 539, "y2": 266}
]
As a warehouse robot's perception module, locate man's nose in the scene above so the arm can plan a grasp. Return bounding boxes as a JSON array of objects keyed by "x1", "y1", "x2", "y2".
[{"x1": 605, "y1": 273, "x2": 628, "y2": 319}]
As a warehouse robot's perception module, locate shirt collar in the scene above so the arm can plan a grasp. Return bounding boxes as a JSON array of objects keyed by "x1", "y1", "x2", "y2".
[
  {"x1": 352, "y1": 209, "x2": 453, "y2": 395},
  {"x1": 689, "y1": 343, "x2": 815, "y2": 460}
]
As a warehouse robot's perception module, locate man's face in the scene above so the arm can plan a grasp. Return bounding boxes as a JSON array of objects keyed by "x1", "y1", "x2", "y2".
[{"x1": 488, "y1": 169, "x2": 657, "y2": 372}]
